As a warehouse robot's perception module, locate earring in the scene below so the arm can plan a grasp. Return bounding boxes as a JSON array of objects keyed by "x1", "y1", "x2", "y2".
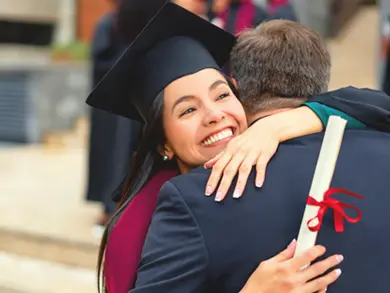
[{"x1": 163, "y1": 155, "x2": 169, "y2": 161}]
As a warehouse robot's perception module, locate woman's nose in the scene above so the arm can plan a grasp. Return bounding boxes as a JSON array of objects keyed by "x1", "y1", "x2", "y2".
[{"x1": 203, "y1": 107, "x2": 225, "y2": 125}]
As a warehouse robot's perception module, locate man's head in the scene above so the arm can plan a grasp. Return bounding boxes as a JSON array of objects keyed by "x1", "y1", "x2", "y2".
[{"x1": 230, "y1": 19, "x2": 331, "y2": 118}]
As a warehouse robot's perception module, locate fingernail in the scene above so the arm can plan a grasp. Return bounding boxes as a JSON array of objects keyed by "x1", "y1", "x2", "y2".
[
  {"x1": 215, "y1": 191, "x2": 223, "y2": 202},
  {"x1": 203, "y1": 164, "x2": 208, "y2": 169},
  {"x1": 256, "y1": 179, "x2": 263, "y2": 188},
  {"x1": 287, "y1": 239, "x2": 296, "y2": 248},
  {"x1": 300, "y1": 264, "x2": 309, "y2": 271},
  {"x1": 336, "y1": 255, "x2": 344, "y2": 262},
  {"x1": 233, "y1": 189, "x2": 241, "y2": 199},
  {"x1": 324, "y1": 288, "x2": 327, "y2": 292},
  {"x1": 335, "y1": 268, "x2": 342, "y2": 276},
  {"x1": 205, "y1": 186, "x2": 212, "y2": 196}
]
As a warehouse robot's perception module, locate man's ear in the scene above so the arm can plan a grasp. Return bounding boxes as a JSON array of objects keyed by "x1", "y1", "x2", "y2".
[
  {"x1": 157, "y1": 144, "x2": 174, "y2": 160},
  {"x1": 231, "y1": 77, "x2": 238, "y2": 89}
]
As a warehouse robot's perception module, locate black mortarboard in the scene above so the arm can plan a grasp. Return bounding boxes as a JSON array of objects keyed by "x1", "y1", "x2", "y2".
[{"x1": 86, "y1": 2, "x2": 236, "y2": 122}]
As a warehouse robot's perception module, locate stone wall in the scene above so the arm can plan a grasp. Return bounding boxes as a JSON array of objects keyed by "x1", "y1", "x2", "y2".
[{"x1": 0, "y1": 63, "x2": 91, "y2": 143}]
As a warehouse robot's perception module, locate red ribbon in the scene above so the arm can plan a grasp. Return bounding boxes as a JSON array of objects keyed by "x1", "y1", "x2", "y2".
[{"x1": 306, "y1": 188, "x2": 364, "y2": 233}]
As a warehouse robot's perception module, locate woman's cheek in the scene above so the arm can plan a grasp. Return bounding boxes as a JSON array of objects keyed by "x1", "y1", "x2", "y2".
[{"x1": 226, "y1": 107, "x2": 247, "y2": 129}]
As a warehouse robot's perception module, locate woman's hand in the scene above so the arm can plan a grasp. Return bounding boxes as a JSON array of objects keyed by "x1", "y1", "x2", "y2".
[
  {"x1": 204, "y1": 119, "x2": 279, "y2": 201},
  {"x1": 204, "y1": 107, "x2": 323, "y2": 201},
  {"x1": 240, "y1": 240, "x2": 343, "y2": 293}
]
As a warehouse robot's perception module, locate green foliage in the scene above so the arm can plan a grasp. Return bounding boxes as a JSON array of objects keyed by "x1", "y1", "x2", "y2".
[{"x1": 51, "y1": 41, "x2": 90, "y2": 61}]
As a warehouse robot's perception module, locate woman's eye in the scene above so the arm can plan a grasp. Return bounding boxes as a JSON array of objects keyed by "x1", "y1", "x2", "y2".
[
  {"x1": 216, "y1": 92, "x2": 230, "y2": 100},
  {"x1": 180, "y1": 107, "x2": 196, "y2": 117}
]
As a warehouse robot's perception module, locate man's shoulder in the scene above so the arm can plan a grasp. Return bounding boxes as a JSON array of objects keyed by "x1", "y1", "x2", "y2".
[{"x1": 330, "y1": 129, "x2": 390, "y2": 152}]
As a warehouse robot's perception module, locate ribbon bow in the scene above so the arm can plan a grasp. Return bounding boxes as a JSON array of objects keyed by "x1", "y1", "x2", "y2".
[{"x1": 306, "y1": 188, "x2": 364, "y2": 233}]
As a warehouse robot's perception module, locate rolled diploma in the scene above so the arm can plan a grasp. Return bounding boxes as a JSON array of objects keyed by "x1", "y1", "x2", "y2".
[{"x1": 294, "y1": 116, "x2": 347, "y2": 259}]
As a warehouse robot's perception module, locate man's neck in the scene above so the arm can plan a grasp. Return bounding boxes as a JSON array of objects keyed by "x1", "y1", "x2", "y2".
[{"x1": 247, "y1": 108, "x2": 294, "y2": 126}]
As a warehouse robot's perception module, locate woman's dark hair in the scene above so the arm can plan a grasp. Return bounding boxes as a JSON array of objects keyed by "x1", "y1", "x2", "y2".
[{"x1": 97, "y1": 72, "x2": 239, "y2": 293}]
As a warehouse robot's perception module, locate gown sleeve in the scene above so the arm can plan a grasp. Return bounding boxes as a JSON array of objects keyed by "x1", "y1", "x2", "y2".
[
  {"x1": 303, "y1": 102, "x2": 367, "y2": 129},
  {"x1": 307, "y1": 86, "x2": 390, "y2": 132}
]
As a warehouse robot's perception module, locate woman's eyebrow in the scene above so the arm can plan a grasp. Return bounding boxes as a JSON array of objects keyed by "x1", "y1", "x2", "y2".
[
  {"x1": 171, "y1": 80, "x2": 228, "y2": 113},
  {"x1": 209, "y1": 79, "x2": 228, "y2": 91},
  {"x1": 171, "y1": 95, "x2": 195, "y2": 113}
]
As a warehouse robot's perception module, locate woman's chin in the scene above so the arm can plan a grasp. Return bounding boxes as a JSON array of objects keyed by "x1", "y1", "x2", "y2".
[
  {"x1": 199, "y1": 143, "x2": 228, "y2": 159},
  {"x1": 197, "y1": 134, "x2": 237, "y2": 163}
]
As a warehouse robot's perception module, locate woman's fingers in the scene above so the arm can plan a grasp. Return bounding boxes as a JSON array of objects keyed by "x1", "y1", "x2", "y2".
[
  {"x1": 242, "y1": 242, "x2": 341, "y2": 293},
  {"x1": 268, "y1": 239, "x2": 297, "y2": 263},
  {"x1": 214, "y1": 150, "x2": 247, "y2": 201},
  {"x1": 300, "y1": 254, "x2": 343, "y2": 282},
  {"x1": 205, "y1": 137, "x2": 242, "y2": 196},
  {"x1": 205, "y1": 151, "x2": 233, "y2": 196},
  {"x1": 232, "y1": 151, "x2": 259, "y2": 199},
  {"x1": 289, "y1": 245, "x2": 327, "y2": 270},
  {"x1": 206, "y1": 149, "x2": 269, "y2": 200},
  {"x1": 303, "y1": 268, "x2": 342, "y2": 293}
]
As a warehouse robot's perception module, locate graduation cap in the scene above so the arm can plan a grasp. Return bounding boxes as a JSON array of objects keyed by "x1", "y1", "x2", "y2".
[{"x1": 86, "y1": 2, "x2": 237, "y2": 122}]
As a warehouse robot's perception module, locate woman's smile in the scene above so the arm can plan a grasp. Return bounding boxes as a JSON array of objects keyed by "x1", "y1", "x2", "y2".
[{"x1": 200, "y1": 127, "x2": 236, "y2": 147}]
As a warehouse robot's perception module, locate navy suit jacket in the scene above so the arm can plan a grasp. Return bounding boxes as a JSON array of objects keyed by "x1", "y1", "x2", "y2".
[{"x1": 131, "y1": 130, "x2": 390, "y2": 293}]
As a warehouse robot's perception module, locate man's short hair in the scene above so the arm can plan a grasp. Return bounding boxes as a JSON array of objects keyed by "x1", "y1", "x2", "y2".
[{"x1": 231, "y1": 20, "x2": 331, "y2": 115}]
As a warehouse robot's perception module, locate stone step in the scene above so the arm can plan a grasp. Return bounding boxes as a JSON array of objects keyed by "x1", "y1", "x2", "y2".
[
  {"x1": 0, "y1": 252, "x2": 96, "y2": 293},
  {"x1": 0, "y1": 286, "x2": 27, "y2": 293},
  {"x1": 0, "y1": 145, "x2": 101, "y2": 269},
  {"x1": 0, "y1": 225, "x2": 98, "y2": 270}
]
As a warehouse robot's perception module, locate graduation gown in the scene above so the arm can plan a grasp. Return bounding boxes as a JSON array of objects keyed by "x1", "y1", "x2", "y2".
[{"x1": 86, "y1": 12, "x2": 142, "y2": 206}]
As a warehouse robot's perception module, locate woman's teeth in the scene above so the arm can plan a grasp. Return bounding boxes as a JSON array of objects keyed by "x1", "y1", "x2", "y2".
[{"x1": 201, "y1": 129, "x2": 233, "y2": 146}]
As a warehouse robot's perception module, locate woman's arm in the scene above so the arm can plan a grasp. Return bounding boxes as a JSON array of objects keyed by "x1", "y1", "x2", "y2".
[
  {"x1": 205, "y1": 86, "x2": 390, "y2": 201},
  {"x1": 274, "y1": 101, "x2": 367, "y2": 143},
  {"x1": 303, "y1": 101, "x2": 366, "y2": 129},
  {"x1": 309, "y1": 86, "x2": 390, "y2": 132},
  {"x1": 204, "y1": 103, "x2": 366, "y2": 201}
]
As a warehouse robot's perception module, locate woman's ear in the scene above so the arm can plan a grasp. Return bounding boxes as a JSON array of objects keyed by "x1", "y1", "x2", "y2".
[
  {"x1": 157, "y1": 144, "x2": 174, "y2": 160},
  {"x1": 231, "y1": 78, "x2": 238, "y2": 89}
]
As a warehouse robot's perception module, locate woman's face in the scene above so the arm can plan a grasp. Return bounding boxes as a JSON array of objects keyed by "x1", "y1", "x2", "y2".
[{"x1": 162, "y1": 68, "x2": 247, "y2": 173}]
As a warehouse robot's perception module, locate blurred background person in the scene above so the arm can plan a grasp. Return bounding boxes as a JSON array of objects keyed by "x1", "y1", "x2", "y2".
[
  {"x1": 116, "y1": 0, "x2": 207, "y2": 43},
  {"x1": 207, "y1": 0, "x2": 297, "y2": 34},
  {"x1": 87, "y1": 0, "x2": 123, "y2": 228},
  {"x1": 87, "y1": 0, "x2": 143, "y2": 231}
]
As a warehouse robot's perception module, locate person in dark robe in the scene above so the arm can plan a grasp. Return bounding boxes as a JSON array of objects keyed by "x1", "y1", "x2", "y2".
[
  {"x1": 86, "y1": 4, "x2": 390, "y2": 293},
  {"x1": 86, "y1": 0, "x2": 142, "y2": 227}
]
